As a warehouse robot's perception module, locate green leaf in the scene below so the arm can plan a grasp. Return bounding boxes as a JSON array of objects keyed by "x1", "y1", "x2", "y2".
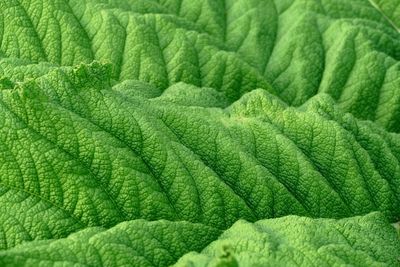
[
  {"x1": 174, "y1": 212, "x2": 400, "y2": 267},
  {"x1": 0, "y1": 219, "x2": 220, "y2": 267},
  {"x1": 370, "y1": 0, "x2": 400, "y2": 31},
  {"x1": 0, "y1": 213, "x2": 397, "y2": 267},
  {"x1": 1, "y1": 1, "x2": 400, "y2": 266},
  {"x1": 0, "y1": 62, "x2": 399, "y2": 250},
  {"x1": 2, "y1": 0, "x2": 400, "y2": 130}
]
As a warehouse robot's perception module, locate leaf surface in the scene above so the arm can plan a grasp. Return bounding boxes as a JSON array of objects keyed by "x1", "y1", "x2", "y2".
[
  {"x1": 175, "y1": 212, "x2": 400, "y2": 267},
  {"x1": 0, "y1": 213, "x2": 398, "y2": 267},
  {"x1": 0, "y1": 63, "x2": 399, "y2": 250},
  {"x1": 370, "y1": 0, "x2": 400, "y2": 31},
  {"x1": 0, "y1": 219, "x2": 220, "y2": 267},
  {"x1": 1, "y1": 1, "x2": 400, "y2": 266},
  {"x1": 2, "y1": 0, "x2": 400, "y2": 130}
]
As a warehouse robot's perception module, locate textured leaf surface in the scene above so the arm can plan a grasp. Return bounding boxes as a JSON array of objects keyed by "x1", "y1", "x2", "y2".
[
  {"x1": 2, "y1": 0, "x2": 400, "y2": 130},
  {"x1": 370, "y1": 0, "x2": 400, "y2": 30},
  {"x1": 0, "y1": 62, "x2": 399, "y2": 251},
  {"x1": 0, "y1": 219, "x2": 220, "y2": 267},
  {"x1": 1, "y1": 0, "x2": 400, "y2": 266},
  {"x1": 0, "y1": 213, "x2": 397, "y2": 267},
  {"x1": 174, "y1": 212, "x2": 400, "y2": 267}
]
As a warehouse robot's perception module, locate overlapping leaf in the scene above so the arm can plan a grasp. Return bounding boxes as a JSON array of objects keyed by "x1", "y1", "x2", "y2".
[
  {"x1": 175, "y1": 212, "x2": 400, "y2": 267},
  {"x1": 0, "y1": 62, "x2": 398, "y2": 252},
  {"x1": 0, "y1": 219, "x2": 220, "y2": 267},
  {"x1": 1, "y1": 0, "x2": 400, "y2": 130},
  {"x1": 0, "y1": 212, "x2": 397, "y2": 267},
  {"x1": 0, "y1": 0, "x2": 400, "y2": 266}
]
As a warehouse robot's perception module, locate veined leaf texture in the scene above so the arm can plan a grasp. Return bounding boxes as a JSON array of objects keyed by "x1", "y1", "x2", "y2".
[{"x1": 0, "y1": 0, "x2": 399, "y2": 266}]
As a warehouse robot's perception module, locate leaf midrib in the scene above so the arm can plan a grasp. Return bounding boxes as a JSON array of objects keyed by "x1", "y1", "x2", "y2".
[{"x1": 369, "y1": 0, "x2": 400, "y2": 33}]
